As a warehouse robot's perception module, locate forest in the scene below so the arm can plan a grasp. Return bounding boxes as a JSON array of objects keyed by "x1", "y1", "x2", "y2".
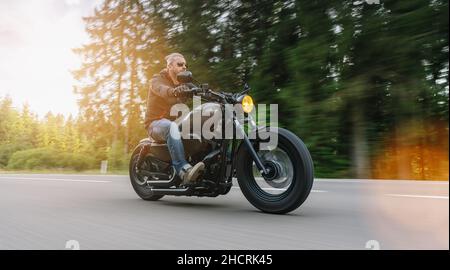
[{"x1": 0, "y1": 0, "x2": 448, "y2": 180}]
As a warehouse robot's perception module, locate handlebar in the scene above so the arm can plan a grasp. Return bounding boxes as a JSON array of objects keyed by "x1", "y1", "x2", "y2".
[{"x1": 183, "y1": 82, "x2": 248, "y2": 103}]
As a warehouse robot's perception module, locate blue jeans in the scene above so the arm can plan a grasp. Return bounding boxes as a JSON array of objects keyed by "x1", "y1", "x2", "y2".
[{"x1": 148, "y1": 118, "x2": 189, "y2": 174}]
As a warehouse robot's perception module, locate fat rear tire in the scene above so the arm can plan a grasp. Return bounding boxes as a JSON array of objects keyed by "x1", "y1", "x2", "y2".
[{"x1": 129, "y1": 145, "x2": 164, "y2": 201}]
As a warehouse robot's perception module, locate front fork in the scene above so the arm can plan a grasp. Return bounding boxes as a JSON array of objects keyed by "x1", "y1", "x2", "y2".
[{"x1": 233, "y1": 118, "x2": 269, "y2": 175}]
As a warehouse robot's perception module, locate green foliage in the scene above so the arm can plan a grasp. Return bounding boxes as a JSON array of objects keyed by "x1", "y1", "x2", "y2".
[
  {"x1": 2, "y1": 0, "x2": 448, "y2": 179},
  {"x1": 0, "y1": 95, "x2": 98, "y2": 171},
  {"x1": 0, "y1": 143, "x2": 31, "y2": 168},
  {"x1": 7, "y1": 147, "x2": 95, "y2": 171},
  {"x1": 106, "y1": 140, "x2": 130, "y2": 170}
]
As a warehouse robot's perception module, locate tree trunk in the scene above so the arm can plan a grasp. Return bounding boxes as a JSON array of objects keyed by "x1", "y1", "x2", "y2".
[{"x1": 352, "y1": 105, "x2": 370, "y2": 179}]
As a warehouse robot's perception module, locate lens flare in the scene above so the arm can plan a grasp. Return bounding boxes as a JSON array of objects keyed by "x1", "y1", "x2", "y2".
[{"x1": 372, "y1": 120, "x2": 449, "y2": 180}]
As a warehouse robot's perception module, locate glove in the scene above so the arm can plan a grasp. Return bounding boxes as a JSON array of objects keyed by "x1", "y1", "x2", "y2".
[{"x1": 172, "y1": 84, "x2": 191, "y2": 97}]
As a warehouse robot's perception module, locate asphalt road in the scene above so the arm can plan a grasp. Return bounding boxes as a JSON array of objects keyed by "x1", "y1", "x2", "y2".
[{"x1": 0, "y1": 174, "x2": 448, "y2": 250}]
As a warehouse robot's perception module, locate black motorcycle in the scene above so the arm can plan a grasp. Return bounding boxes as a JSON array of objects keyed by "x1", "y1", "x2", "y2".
[{"x1": 129, "y1": 71, "x2": 314, "y2": 214}]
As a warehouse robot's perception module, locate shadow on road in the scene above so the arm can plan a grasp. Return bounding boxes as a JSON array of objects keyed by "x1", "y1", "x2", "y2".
[{"x1": 147, "y1": 198, "x2": 306, "y2": 217}]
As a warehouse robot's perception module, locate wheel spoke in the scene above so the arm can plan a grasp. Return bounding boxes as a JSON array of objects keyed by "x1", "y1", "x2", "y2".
[{"x1": 252, "y1": 147, "x2": 294, "y2": 195}]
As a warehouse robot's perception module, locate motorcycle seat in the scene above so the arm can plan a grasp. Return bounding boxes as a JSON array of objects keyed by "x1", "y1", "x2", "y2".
[{"x1": 140, "y1": 137, "x2": 166, "y2": 144}]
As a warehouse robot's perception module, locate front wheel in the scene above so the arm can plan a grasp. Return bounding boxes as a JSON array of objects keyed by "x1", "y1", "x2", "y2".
[
  {"x1": 236, "y1": 127, "x2": 314, "y2": 214},
  {"x1": 129, "y1": 145, "x2": 164, "y2": 201}
]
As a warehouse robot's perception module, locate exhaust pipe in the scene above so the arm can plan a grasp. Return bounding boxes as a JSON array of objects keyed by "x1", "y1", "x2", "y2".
[
  {"x1": 150, "y1": 187, "x2": 192, "y2": 196},
  {"x1": 140, "y1": 169, "x2": 178, "y2": 187}
]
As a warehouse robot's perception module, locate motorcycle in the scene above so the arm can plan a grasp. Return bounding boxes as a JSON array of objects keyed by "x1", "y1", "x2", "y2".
[{"x1": 129, "y1": 71, "x2": 314, "y2": 214}]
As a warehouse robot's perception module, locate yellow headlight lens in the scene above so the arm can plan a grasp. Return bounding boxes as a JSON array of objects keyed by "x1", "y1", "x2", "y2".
[{"x1": 242, "y1": 95, "x2": 254, "y2": 113}]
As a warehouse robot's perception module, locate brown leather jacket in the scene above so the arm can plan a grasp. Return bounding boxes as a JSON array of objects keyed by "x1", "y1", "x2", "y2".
[{"x1": 144, "y1": 69, "x2": 182, "y2": 129}]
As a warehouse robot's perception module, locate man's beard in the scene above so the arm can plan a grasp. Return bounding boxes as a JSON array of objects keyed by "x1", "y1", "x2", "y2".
[{"x1": 169, "y1": 69, "x2": 179, "y2": 85}]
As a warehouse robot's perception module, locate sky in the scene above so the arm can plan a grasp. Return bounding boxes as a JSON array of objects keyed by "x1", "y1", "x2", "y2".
[{"x1": 0, "y1": 0, "x2": 103, "y2": 118}]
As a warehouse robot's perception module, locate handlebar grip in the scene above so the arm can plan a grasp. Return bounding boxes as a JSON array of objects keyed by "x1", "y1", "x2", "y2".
[
  {"x1": 181, "y1": 87, "x2": 202, "y2": 97},
  {"x1": 185, "y1": 82, "x2": 197, "y2": 89}
]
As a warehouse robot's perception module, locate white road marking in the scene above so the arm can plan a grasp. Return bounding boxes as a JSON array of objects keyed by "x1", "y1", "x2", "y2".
[
  {"x1": 386, "y1": 194, "x2": 449, "y2": 200},
  {"x1": 0, "y1": 177, "x2": 111, "y2": 183},
  {"x1": 310, "y1": 190, "x2": 328, "y2": 193},
  {"x1": 0, "y1": 173, "x2": 125, "y2": 177},
  {"x1": 317, "y1": 179, "x2": 449, "y2": 185}
]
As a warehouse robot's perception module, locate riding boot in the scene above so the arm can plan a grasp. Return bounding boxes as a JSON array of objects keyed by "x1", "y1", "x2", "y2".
[{"x1": 179, "y1": 162, "x2": 205, "y2": 185}]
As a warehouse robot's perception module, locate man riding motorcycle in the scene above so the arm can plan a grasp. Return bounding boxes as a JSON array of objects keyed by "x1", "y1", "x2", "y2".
[
  {"x1": 131, "y1": 53, "x2": 314, "y2": 214},
  {"x1": 144, "y1": 53, "x2": 205, "y2": 185}
]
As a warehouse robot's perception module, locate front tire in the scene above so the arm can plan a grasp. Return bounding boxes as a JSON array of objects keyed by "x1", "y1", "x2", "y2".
[
  {"x1": 129, "y1": 145, "x2": 164, "y2": 201},
  {"x1": 236, "y1": 127, "x2": 314, "y2": 214}
]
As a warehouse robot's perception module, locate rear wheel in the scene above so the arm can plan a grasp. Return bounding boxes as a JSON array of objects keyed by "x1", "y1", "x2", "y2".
[
  {"x1": 237, "y1": 128, "x2": 314, "y2": 214},
  {"x1": 129, "y1": 146, "x2": 164, "y2": 201}
]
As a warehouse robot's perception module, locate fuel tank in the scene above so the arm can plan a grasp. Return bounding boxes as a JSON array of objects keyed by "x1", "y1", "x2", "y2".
[{"x1": 147, "y1": 102, "x2": 223, "y2": 163}]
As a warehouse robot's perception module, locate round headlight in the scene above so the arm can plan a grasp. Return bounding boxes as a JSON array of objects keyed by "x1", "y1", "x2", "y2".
[{"x1": 242, "y1": 95, "x2": 254, "y2": 113}]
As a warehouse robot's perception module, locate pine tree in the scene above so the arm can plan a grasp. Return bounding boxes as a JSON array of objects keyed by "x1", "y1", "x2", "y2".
[{"x1": 73, "y1": 0, "x2": 150, "y2": 156}]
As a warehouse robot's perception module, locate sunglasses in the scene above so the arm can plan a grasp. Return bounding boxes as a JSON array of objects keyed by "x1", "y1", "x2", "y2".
[{"x1": 176, "y1": 62, "x2": 187, "y2": 68}]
